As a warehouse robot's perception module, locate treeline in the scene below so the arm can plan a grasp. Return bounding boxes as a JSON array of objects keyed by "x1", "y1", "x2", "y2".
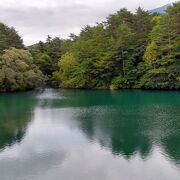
[{"x1": 0, "y1": 2, "x2": 180, "y2": 92}]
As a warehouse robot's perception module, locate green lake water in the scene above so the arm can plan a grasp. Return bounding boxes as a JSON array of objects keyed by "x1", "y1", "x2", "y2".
[{"x1": 0, "y1": 89, "x2": 180, "y2": 180}]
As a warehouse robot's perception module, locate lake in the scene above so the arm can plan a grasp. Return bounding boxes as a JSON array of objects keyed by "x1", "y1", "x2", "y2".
[{"x1": 0, "y1": 89, "x2": 180, "y2": 180}]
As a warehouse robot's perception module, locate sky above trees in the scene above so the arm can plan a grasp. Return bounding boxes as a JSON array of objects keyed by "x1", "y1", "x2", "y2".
[{"x1": 0, "y1": 0, "x2": 176, "y2": 45}]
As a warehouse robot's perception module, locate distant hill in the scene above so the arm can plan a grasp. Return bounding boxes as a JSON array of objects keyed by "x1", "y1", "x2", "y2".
[{"x1": 150, "y1": 3, "x2": 172, "y2": 13}]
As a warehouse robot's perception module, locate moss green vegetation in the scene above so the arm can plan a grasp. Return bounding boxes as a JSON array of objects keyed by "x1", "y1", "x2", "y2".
[
  {"x1": 0, "y1": 48, "x2": 44, "y2": 92},
  {"x1": 0, "y1": 23, "x2": 24, "y2": 55},
  {"x1": 0, "y1": 2, "x2": 179, "y2": 92},
  {"x1": 0, "y1": 23, "x2": 44, "y2": 92}
]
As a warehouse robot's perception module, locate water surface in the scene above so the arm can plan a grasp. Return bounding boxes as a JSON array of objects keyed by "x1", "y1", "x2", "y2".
[{"x1": 0, "y1": 89, "x2": 180, "y2": 180}]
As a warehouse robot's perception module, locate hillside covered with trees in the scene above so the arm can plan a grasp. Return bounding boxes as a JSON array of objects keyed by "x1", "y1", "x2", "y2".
[{"x1": 0, "y1": 2, "x2": 179, "y2": 92}]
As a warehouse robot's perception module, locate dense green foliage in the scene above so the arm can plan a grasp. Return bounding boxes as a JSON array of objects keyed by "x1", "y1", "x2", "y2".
[
  {"x1": 50, "y1": 2, "x2": 179, "y2": 89},
  {"x1": 0, "y1": 2, "x2": 179, "y2": 92},
  {"x1": 30, "y1": 36, "x2": 71, "y2": 76},
  {"x1": 0, "y1": 48, "x2": 44, "y2": 92},
  {"x1": 0, "y1": 23, "x2": 24, "y2": 55},
  {"x1": 140, "y1": 3, "x2": 180, "y2": 89},
  {"x1": 0, "y1": 22, "x2": 44, "y2": 92}
]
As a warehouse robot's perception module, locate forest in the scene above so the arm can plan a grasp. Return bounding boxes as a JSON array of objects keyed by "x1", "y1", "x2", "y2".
[{"x1": 0, "y1": 2, "x2": 179, "y2": 92}]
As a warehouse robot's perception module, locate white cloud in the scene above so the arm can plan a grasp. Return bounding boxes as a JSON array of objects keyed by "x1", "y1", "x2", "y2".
[{"x1": 0, "y1": 0, "x2": 176, "y2": 45}]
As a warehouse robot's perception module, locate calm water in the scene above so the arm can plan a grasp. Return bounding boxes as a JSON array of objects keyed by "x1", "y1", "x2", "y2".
[{"x1": 0, "y1": 89, "x2": 180, "y2": 180}]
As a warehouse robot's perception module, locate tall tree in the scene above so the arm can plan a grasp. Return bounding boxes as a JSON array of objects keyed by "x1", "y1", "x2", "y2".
[{"x1": 0, "y1": 23, "x2": 24, "y2": 55}]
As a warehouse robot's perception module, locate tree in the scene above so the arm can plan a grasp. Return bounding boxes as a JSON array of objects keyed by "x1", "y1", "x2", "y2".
[
  {"x1": 139, "y1": 2, "x2": 180, "y2": 89},
  {"x1": 0, "y1": 22, "x2": 24, "y2": 55},
  {"x1": 57, "y1": 53, "x2": 86, "y2": 88},
  {"x1": 144, "y1": 41, "x2": 158, "y2": 66},
  {"x1": 0, "y1": 48, "x2": 45, "y2": 92},
  {"x1": 30, "y1": 37, "x2": 67, "y2": 78}
]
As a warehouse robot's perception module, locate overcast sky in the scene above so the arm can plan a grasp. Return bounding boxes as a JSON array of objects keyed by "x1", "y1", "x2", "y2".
[{"x1": 0, "y1": 0, "x2": 176, "y2": 45}]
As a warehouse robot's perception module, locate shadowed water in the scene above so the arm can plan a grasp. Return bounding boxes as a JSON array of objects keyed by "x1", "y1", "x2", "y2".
[{"x1": 0, "y1": 89, "x2": 180, "y2": 180}]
